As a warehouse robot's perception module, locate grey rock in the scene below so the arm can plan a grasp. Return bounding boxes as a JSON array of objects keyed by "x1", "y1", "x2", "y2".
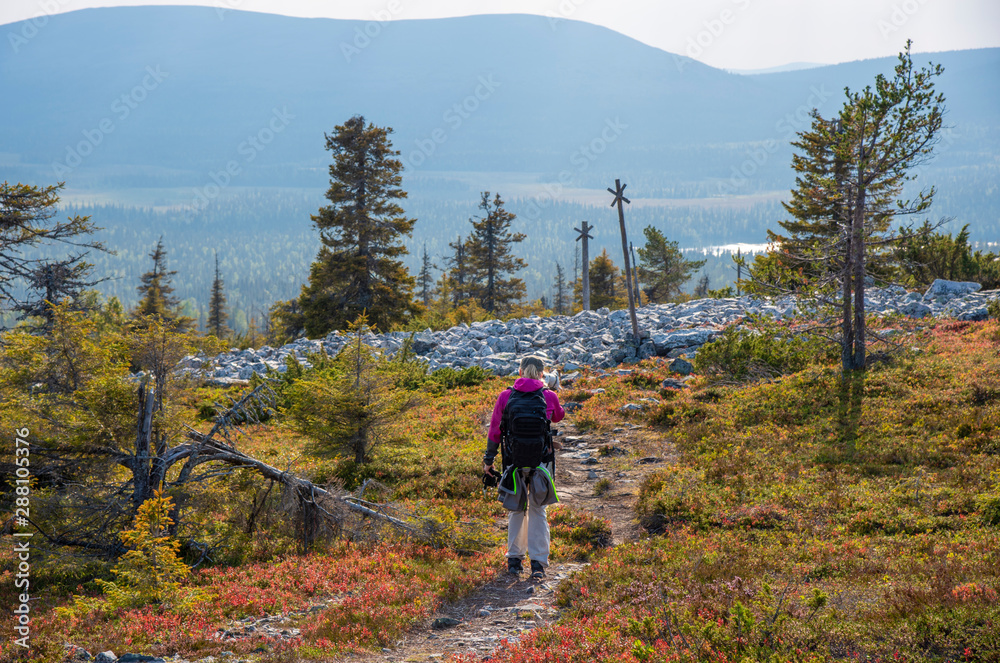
[
  {"x1": 899, "y1": 301, "x2": 932, "y2": 318},
  {"x1": 957, "y1": 307, "x2": 989, "y2": 322},
  {"x1": 432, "y1": 617, "x2": 462, "y2": 629},
  {"x1": 411, "y1": 333, "x2": 437, "y2": 353},
  {"x1": 608, "y1": 309, "x2": 630, "y2": 324},
  {"x1": 237, "y1": 362, "x2": 267, "y2": 380},
  {"x1": 669, "y1": 358, "x2": 694, "y2": 375},
  {"x1": 118, "y1": 656, "x2": 166, "y2": 663},
  {"x1": 206, "y1": 377, "x2": 250, "y2": 387},
  {"x1": 652, "y1": 328, "x2": 718, "y2": 354},
  {"x1": 177, "y1": 354, "x2": 205, "y2": 369},
  {"x1": 924, "y1": 279, "x2": 981, "y2": 302},
  {"x1": 95, "y1": 653, "x2": 118, "y2": 663},
  {"x1": 661, "y1": 378, "x2": 688, "y2": 390}
]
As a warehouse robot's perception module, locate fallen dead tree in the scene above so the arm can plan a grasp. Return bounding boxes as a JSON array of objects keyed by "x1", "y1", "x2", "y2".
[{"x1": 178, "y1": 382, "x2": 489, "y2": 554}]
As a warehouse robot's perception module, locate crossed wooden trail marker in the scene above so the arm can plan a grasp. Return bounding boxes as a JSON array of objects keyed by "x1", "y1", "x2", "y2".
[{"x1": 608, "y1": 178, "x2": 640, "y2": 340}]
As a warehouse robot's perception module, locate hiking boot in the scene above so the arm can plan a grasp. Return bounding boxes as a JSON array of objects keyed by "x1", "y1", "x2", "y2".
[
  {"x1": 507, "y1": 558, "x2": 523, "y2": 575},
  {"x1": 530, "y1": 560, "x2": 545, "y2": 578}
]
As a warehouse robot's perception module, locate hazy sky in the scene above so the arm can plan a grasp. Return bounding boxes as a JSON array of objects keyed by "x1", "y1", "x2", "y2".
[{"x1": 2, "y1": 0, "x2": 998, "y2": 70}]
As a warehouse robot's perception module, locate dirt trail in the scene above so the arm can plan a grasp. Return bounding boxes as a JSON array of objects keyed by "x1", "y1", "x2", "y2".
[{"x1": 346, "y1": 420, "x2": 667, "y2": 663}]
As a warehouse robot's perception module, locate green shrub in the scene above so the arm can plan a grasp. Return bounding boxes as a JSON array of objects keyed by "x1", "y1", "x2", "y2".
[
  {"x1": 988, "y1": 298, "x2": 1000, "y2": 321},
  {"x1": 693, "y1": 317, "x2": 834, "y2": 383},
  {"x1": 283, "y1": 322, "x2": 423, "y2": 466},
  {"x1": 980, "y1": 492, "x2": 1000, "y2": 526},
  {"x1": 636, "y1": 467, "x2": 715, "y2": 532},
  {"x1": 575, "y1": 414, "x2": 598, "y2": 432},
  {"x1": 56, "y1": 490, "x2": 209, "y2": 618},
  {"x1": 426, "y1": 365, "x2": 492, "y2": 392},
  {"x1": 626, "y1": 372, "x2": 662, "y2": 390},
  {"x1": 549, "y1": 507, "x2": 613, "y2": 559}
]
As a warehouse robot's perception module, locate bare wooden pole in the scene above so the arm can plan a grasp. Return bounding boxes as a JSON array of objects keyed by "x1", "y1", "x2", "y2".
[
  {"x1": 574, "y1": 221, "x2": 593, "y2": 310},
  {"x1": 736, "y1": 247, "x2": 742, "y2": 296},
  {"x1": 608, "y1": 179, "x2": 639, "y2": 339},
  {"x1": 629, "y1": 241, "x2": 641, "y2": 306}
]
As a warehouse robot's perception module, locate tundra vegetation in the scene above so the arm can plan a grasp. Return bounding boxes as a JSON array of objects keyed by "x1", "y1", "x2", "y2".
[{"x1": 1, "y1": 309, "x2": 998, "y2": 662}]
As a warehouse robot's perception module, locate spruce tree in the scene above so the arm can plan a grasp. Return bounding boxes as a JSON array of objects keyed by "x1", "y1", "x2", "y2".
[
  {"x1": 299, "y1": 116, "x2": 417, "y2": 336},
  {"x1": 286, "y1": 314, "x2": 420, "y2": 465},
  {"x1": 1, "y1": 181, "x2": 109, "y2": 323},
  {"x1": 552, "y1": 262, "x2": 568, "y2": 315},
  {"x1": 635, "y1": 226, "x2": 705, "y2": 303},
  {"x1": 694, "y1": 275, "x2": 710, "y2": 298},
  {"x1": 417, "y1": 243, "x2": 437, "y2": 307},
  {"x1": 207, "y1": 252, "x2": 229, "y2": 339},
  {"x1": 136, "y1": 237, "x2": 180, "y2": 319},
  {"x1": 445, "y1": 234, "x2": 471, "y2": 305},
  {"x1": 586, "y1": 249, "x2": 626, "y2": 310},
  {"x1": 465, "y1": 192, "x2": 526, "y2": 313},
  {"x1": 14, "y1": 256, "x2": 101, "y2": 328},
  {"x1": 0, "y1": 181, "x2": 108, "y2": 308}
]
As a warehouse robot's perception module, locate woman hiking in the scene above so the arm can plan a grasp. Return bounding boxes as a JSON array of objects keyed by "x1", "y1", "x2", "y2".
[{"x1": 482, "y1": 356, "x2": 565, "y2": 579}]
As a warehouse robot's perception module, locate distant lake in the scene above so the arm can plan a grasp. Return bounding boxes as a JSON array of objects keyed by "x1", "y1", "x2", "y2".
[{"x1": 682, "y1": 243, "x2": 771, "y2": 256}]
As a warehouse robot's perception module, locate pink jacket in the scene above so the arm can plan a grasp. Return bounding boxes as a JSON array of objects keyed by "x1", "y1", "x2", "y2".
[{"x1": 483, "y1": 378, "x2": 565, "y2": 465}]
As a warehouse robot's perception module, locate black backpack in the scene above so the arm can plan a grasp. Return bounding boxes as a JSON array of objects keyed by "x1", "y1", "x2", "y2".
[{"x1": 501, "y1": 387, "x2": 554, "y2": 470}]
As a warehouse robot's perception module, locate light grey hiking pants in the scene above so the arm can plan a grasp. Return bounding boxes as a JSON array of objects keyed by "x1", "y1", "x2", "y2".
[
  {"x1": 507, "y1": 499, "x2": 549, "y2": 567},
  {"x1": 505, "y1": 463, "x2": 555, "y2": 567}
]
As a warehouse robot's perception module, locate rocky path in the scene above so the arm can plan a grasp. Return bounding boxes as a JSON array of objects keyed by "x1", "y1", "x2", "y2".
[{"x1": 346, "y1": 421, "x2": 666, "y2": 663}]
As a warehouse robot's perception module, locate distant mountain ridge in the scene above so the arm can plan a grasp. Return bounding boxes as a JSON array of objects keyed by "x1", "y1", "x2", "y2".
[
  {"x1": 728, "y1": 62, "x2": 829, "y2": 75},
  {"x1": 0, "y1": 6, "x2": 997, "y2": 196}
]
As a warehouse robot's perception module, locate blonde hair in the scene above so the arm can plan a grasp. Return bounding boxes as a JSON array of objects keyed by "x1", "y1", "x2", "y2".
[{"x1": 519, "y1": 356, "x2": 545, "y2": 380}]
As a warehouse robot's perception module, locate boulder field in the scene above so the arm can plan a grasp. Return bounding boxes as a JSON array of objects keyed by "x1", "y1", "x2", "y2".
[{"x1": 180, "y1": 280, "x2": 997, "y2": 384}]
